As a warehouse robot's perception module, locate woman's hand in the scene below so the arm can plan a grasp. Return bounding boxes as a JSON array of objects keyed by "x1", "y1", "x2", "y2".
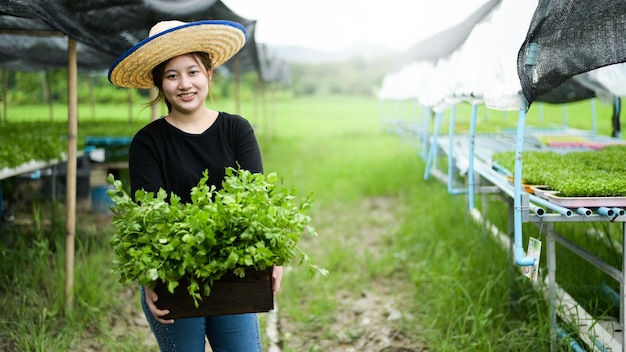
[
  {"x1": 144, "y1": 286, "x2": 175, "y2": 324},
  {"x1": 272, "y1": 265, "x2": 284, "y2": 295}
]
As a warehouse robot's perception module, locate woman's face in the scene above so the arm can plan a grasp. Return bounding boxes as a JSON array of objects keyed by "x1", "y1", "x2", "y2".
[{"x1": 161, "y1": 54, "x2": 212, "y2": 114}]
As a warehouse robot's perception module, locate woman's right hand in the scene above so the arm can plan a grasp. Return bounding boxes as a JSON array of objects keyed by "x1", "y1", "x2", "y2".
[{"x1": 144, "y1": 286, "x2": 175, "y2": 324}]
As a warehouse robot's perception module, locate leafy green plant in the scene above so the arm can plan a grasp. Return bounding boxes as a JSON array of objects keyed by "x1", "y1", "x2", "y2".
[
  {"x1": 492, "y1": 146, "x2": 626, "y2": 197},
  {"x1": 107, "y1": 167, "x2": 327, "y2": 306}
]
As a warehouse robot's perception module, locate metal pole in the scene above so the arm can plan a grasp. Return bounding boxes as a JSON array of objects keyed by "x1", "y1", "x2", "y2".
[
  {"x1": 424, "y1": 111, "x2": 444, "y2": 180},
  {"x1": 468, "y1": 104, "x2": 478, "y2": 210},
  {"x1": 622, "y1": 222, "x2": 626, "y2": 352},
  {"x1": 547, "y1": 223, "x2": 557, "y2": 351},
  {"x1": 514, "y1": 96, "x2": 534, "y2": 266}
]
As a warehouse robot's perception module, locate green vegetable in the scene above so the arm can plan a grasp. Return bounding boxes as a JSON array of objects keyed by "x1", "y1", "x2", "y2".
[
  {"x1": 107, "y1": 167, "x2": 327, "y2": 306},
  {"x1": 0, "y1": 122, "x2": 66, "y2": 169},
  {"x1": 492, "y1": 146, "x2": 626, "y2": 197}
]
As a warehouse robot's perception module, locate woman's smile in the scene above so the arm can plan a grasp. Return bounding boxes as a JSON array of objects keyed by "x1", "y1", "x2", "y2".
[{"x1": 178, "y1": 91, "x2": 197, "y2": 100}]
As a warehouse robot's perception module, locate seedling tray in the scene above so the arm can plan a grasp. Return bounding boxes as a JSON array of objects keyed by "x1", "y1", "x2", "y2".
[
  {"x1": 530, "y1": 185, "x2": 557, "y2": 199},
  {"x1": 154, "y1": 267, "x2": 274, "y2": 319},
  {"x1": 544, "y1": 193, "x2": 626, "y2": 208},
  {"x1": 505, "y1": 176, "x2": 540, "y2": 194}
]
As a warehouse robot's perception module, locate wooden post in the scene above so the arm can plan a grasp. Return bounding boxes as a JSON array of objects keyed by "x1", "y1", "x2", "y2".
[
  {"x1": 87, "y1": 71, "x2": 96, "y2": 120},
  {"x1": 65, "y1": 37, "x2": 78, "y2": 313},
  {"x1": 253, "y1": 78, "x2": 260, "y2": 130},
  {"x1": 150, "y1": 87, "x2": 158, "y2": 121},
  {"x1": 259, "y1": 81, "x2": 269, "y2": 144},
  {"x1": 44, "y1": 69, "x2": 54, "y2": 122},
  {"x1": 268, "y1": 82, "x2": 275, "y2": 142},
  {"x1": 2, "y1": 69, "x2": 7, "y2": 122},
  {"x1": 234, "y1": 57, "x2": 241, "y2": 115},
  {"x1": 127, "y1": 89, "x2": 133, "y2": 123}
]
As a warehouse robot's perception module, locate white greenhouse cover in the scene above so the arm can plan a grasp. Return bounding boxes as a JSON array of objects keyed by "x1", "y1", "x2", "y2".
[
  {"x1": 573, "y1": 64, "x2": 626, "y2": 103},
  {"x1": 379, "y1": 0, "x2": 626, "y2": 111}
]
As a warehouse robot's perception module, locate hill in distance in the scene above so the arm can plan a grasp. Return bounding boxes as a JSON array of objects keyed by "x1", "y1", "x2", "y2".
[{"x1": 267, "y1": 41, "x2": 399, "y2": 64}]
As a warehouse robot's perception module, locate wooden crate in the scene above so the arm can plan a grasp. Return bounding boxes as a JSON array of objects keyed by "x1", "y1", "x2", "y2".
[{"x1": 154, "y1": 267, "x2": 274, "y2": 319}]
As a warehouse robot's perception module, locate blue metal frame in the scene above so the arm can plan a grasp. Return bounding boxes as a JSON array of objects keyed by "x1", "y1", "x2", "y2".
[{"x1": 513, "y1": 97, "x2": 536, "y2": 266}]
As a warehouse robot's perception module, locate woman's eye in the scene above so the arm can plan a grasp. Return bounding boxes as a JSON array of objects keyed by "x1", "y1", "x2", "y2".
[
  {"x1": 189, "y1": 70, "x2": 199, "y2": 76},
  {"x1": 166, "y1": 74, "x2": 177, "y2": 79}
]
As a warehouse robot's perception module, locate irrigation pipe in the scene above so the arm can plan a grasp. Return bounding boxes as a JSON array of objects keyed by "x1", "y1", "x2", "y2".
[
  {"x1": 424, "y1": 110, "x2": 444, "y2": 181},
  {"x1": 468, "y1": 104, "x2": 478, "y2": 210},
  {"x1": 527, "y1": 194, "x2": 572, "y2": 217},
  {"x1": 421, "y1": 106, "x2": 431, "y2": 160},
  {"x1": 472, "y1": 160, "x2": 545, "y2": 217},
  {"x1": 601, "y1": 283, "x2": 620, "y2": 310},
  {"x1": 513, "y1": 97, "x2": 536, "y2": 266},
  {"x1": 556, "y1": 325, "x2": 586, "y2": 352},
  {"x1": 598, "y1": 207, "x2": 615, "y2": 217},
  {"x1": 447, "y1": 106, "x2": 469, "y2": 195}
]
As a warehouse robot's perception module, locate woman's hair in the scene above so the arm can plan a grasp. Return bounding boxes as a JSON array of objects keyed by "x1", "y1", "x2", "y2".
[{"x1": 148, "y1": 52, "x2": 213, "y2": 113}]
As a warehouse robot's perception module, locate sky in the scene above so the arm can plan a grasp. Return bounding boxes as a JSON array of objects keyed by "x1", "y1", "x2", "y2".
[{"x1": 222, "y1": 0, "x2": 491, "y2": 52}]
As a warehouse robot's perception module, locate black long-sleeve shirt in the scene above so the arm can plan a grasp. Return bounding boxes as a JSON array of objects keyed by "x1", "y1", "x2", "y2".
[{"x1": 129, "y1": 112, "x2": 263, "y2": 203}]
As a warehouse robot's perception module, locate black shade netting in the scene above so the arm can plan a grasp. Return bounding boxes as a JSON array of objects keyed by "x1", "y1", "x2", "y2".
[
  {"x1": 0, "y1": 0, "x2": 290, "y2": 82},
  {"x1": 517, "y1": 0, "x2": 626, "y2": 106},
  {"x1": 535, "y1": 78, "x2": 595, "y2": 104}
]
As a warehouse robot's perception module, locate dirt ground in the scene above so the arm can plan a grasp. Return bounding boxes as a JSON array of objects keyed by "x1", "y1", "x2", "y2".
[
  {"x1": 280, "y1": 197, "x2": 428, "y2": 352},
  {"x1": 94, "y1": 196, "x2": 430, "y2": 352}
]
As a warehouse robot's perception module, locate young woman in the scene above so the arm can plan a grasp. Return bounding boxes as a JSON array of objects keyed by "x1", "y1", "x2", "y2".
[{"x1": 108, "y1": 20, "x2": 283, "y2": 352}]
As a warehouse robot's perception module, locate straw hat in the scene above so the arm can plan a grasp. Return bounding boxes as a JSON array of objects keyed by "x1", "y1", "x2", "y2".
[{"x1": 108, "y1": 20, "x2": 247, "y2": 89}]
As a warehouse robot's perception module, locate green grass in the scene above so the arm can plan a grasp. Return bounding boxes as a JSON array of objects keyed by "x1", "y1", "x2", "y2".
[
  {"x1": 0, "y1": 211, "x2": 150, "y2": 351},
  {"x1": 1, "y1": 94, "x2": 622, "y2": 351}
]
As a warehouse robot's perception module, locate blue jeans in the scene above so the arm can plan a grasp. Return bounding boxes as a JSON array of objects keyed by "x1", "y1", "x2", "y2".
[{"x1": 140, "y1": 286, "x2": 262, "y2": 352}]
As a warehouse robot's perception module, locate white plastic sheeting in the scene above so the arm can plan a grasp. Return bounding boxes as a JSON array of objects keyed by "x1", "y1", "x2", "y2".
[
  {"x1": 573, "y1": 64, "x2": 626, "y2": 104},
  {"x1": 482, "y1": 0, "x2": 536, "y2": 110},
  {"x1": 378, "y1": 0, "x2": 626, "y2": 111},
  {"x1": 378, "y1": 0, "x2": 537, "y2": 111}
]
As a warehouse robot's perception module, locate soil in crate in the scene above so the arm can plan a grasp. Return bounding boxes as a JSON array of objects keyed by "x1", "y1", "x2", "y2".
[{"x1": 154, "y1": 267, "x2": 274, "y2": 319}]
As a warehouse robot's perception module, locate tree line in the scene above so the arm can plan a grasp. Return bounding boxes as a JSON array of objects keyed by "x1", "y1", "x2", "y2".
[{"x1": 1, "y1": 55, "x2": 395, "y2": 105}]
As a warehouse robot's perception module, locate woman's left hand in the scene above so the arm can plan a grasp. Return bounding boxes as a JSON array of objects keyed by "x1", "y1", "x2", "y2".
[{"x1": 272, "y1": 265, "x2": 283, "y2": 295}]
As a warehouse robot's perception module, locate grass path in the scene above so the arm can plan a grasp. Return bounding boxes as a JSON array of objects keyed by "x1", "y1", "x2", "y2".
[{"x1": 275, "y1": 197, "x2": 428, "y2": 351}]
